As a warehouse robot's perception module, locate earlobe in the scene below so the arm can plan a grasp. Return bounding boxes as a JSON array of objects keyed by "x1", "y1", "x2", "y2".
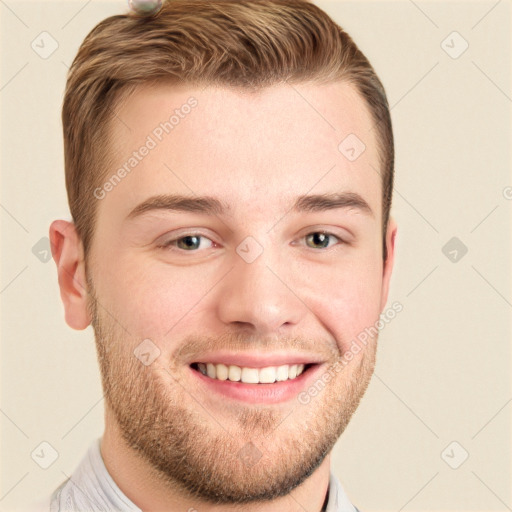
[
  {"x1": 380, "y1": 216, "x2": 397, "y2": 312},
  {"x1": 49, "y1": 220, "x2": 92, "y2": 330}
]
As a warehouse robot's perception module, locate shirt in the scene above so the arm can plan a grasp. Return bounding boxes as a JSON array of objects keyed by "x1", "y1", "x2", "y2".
[{"x1": 28, "y1": 437, "x2": 361, "y2": 512}]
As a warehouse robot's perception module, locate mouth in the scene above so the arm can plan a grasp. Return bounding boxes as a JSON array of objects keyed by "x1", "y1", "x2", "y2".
[
  {"x1": 189, "y1": 360, "x2": 322, "y2": 404},
  {"x1": 190, "y1": 362, "x2": 315, "y2": 384}
]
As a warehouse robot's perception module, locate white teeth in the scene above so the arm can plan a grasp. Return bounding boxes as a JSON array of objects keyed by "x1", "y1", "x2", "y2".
[
  {"x1": 276, "y1": 365, "x2": 289, "y2": 381},
  {"x1": 216, "y1": 363, "x2": 228, "y2": 381},
  {"x1": 195, "y1": 362, "x2": 307, "y2": 383},
  {"x1": 206, "y1": 363, "x2": 216, "y2": 379},
  {"x1": 259, "y1": 366, "x2": 277, "y2": 383},
  {"x1": 241, "y1": 367, "x2": 259, "y2": 384},
  {"x1": 228, "y1": 365, "x2": 241, "y2": 382}
]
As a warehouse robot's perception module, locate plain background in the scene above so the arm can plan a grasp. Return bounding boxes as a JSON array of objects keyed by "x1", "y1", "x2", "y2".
[{"x1": 1, "y1": 1, "x2": 510, "y2": 510}]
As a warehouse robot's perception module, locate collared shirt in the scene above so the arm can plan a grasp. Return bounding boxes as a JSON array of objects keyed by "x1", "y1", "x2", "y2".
[{"x1": 28, "y1": 437, "x2": 361, "y2": 511}]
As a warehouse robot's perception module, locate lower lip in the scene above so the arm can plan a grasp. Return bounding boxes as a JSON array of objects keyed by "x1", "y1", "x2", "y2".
[{"x1": 190, "y1": 364, "x2": 323, "y2": 404}]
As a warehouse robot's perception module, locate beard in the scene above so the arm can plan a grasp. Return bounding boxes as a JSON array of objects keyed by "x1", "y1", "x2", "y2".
[{"x1": 86, "y1": 275, "x2": 377, "y2": 506}]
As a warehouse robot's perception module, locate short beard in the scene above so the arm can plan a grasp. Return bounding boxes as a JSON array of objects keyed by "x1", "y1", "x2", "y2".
[{"x1": 86, "y1": 275, "x2": 377, "y2": 505}]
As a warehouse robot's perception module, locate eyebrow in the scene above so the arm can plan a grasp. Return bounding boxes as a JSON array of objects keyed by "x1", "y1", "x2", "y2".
[{"x1": 126, "y1": 191, "x2": 374, "y2": 220}]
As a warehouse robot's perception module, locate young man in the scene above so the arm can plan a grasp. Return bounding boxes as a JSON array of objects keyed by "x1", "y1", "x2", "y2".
[{"x1": 45, "y1": 0, "x2": 397, "y2": 510}]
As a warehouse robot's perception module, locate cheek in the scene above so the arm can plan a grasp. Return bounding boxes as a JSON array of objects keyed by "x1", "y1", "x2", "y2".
[
  {"x1": 98, "y1": 258, "x2": 219, "y2": 342},
  {"x1": 292, "y1": 251, "x2": 384, "y2": 353}
]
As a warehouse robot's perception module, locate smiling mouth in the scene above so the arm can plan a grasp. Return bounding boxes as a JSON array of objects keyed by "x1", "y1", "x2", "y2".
[{"x1": 190, "y1": 362, "x2": 315, "y2": 384}]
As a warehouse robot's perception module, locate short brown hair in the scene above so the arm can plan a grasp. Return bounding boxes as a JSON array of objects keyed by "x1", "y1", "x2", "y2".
[{"x1": 62, "y1": 0, "x2": 394, "y2": 261}]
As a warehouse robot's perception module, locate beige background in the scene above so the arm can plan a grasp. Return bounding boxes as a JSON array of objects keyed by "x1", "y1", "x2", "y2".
[{"x1": 1, "y1": 1, "x2": 511, "y2": 510}]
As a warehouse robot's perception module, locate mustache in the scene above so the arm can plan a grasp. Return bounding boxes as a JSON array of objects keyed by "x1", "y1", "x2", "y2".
[{"x1": 171, "y1": 331, "x2": 340, "y2": 365}]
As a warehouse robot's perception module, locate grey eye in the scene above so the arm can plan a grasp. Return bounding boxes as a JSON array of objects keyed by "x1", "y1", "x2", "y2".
[{"x1": 304, "y1": 232, "x2": 339, "y2": 249}]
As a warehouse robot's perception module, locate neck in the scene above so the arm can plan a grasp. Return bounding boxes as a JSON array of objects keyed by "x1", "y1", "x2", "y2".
[{"x1": 101, "y1": 413, "x2": 332, "y2": 512}]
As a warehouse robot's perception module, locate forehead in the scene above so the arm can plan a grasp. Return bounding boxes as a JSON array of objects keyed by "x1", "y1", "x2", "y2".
[{"x1": 103, "y1": 80, "x2": 381, "y2": 221}]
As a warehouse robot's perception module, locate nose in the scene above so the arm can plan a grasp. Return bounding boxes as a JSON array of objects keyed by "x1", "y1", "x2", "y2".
[{"x1": 215, "y1": 244, "x2": 307, "y2": 335}]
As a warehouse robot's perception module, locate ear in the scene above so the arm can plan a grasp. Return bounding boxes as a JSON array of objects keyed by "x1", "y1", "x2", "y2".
[
  {"x1": 49, "y1": 220, "x2": 91, "y2": 330},
  {"x1": 380, "y1": 216, "x2": 397, "y2": 312}
]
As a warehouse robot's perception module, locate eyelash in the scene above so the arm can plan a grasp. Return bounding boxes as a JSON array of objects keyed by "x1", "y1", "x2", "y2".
[{"x1": 158, "y1": 231, "x2": 344, "y2": 252}]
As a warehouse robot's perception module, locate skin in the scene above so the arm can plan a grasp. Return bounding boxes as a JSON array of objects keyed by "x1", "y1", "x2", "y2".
[{"x1": 50, "y1": 80, "x2": 397, "y2": 512}]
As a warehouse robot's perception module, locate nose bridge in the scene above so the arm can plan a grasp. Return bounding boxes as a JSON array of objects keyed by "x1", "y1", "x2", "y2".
[{"x1": 215, "y1": 237, "x2": 305, "y2": 333}]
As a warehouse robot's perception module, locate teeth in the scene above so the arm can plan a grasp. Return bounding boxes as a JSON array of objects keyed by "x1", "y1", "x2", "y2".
[
  {"x1": 276, "y1": 365, "x2": 289, "y2": 381},
  {"x1": 241, "y1": 367, "x2": 259, "y2": 384},
  {"x1": 228, "y1": 365, "x2": 241, "y2": 382},
  {"x1": 259, "y1": 366, "x2": 276, "y2": 383},
  {"x1": 216, "y1": 363, "x2": 228, "y2": 381},
  {"x1": 206, "y1": 363, "x2": 216, "y2": 379},
  {"x1": 196, "y1": 363, "x2": 306, "y2": 383}
]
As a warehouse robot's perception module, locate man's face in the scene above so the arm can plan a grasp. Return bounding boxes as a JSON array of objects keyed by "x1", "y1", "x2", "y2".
[{"x1": 85, "y1": 81, "x2": 395, "y2": 503}]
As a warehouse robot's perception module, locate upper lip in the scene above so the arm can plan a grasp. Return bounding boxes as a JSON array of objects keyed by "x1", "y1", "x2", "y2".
[{"x1": 190, "y1": 351, "x2": 325, "y2": 368}]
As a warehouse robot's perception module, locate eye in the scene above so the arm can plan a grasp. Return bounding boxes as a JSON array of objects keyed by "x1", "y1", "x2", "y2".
[
  {"x1": 158, "y1": 230, "x2": 344, "y2": 253},
  {"x1": 303, "y1": 231, "x2": 342, "y2": 250},
  {"x1": 160, "y1": 234, "x2": 214, "y2": 251}
]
